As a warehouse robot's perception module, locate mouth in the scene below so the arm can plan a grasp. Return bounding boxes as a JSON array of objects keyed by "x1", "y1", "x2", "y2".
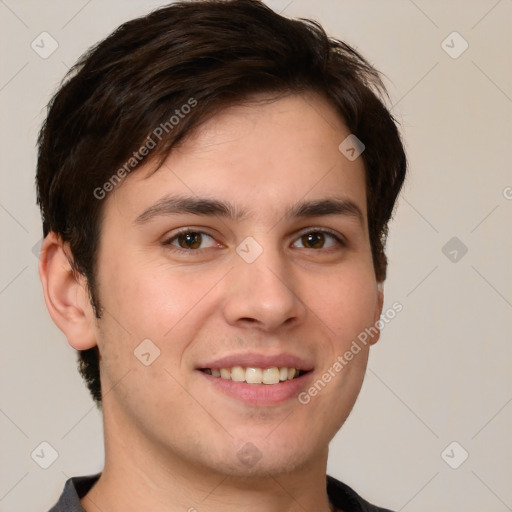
[
  {"x1": 199, "y1": 366, "x2": 309, "y2": 385},
  {"x1": 196, "y1": 353, "x2": 314, "y2": 405}
]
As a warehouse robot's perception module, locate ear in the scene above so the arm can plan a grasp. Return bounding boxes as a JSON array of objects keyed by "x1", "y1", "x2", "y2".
[
  {"x1": 38, "y1": 232, "x2": 97, "y2": 350},
  {"x1": 369, "y1": 281, "x2": 384, "y2": 346}
]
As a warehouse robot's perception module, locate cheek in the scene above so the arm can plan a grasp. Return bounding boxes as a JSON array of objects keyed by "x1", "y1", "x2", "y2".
[
  {"x1": 309, "y1": 264, "x2": 379, "y2": 344},
  {"x1": 98, "y1": 257, "x2": 224, "y2": 353},
  {"x1": 94, "y1": 260, "x2": 199, "y2": 403}
]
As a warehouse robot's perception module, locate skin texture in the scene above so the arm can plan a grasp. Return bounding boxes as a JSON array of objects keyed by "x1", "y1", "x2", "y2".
[{"x1": 40, "y1": 92, "x2": 383, "y2": 512}]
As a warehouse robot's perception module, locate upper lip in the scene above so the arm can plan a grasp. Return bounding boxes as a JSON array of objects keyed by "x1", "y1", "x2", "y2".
[{"x1": 198, "y1": 352, "x2": 314, "y2": 371}]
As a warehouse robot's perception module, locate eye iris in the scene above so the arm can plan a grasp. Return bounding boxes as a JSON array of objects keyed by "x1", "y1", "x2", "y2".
[
  {"x1": 303, "y1": 232, "x2": 324, "y2": 249},
  {"x1": 173, "y1": 232, "x2": 331, "y2": 250},
  {"x1": 178, "y1": 232, "x2": 202, "y2": 249}
]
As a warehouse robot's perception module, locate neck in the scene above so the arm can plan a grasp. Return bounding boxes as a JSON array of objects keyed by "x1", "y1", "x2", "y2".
[
  {"x1": 81, "y1": 403, "x2": 334, "y2": 512},
  {"x1": 83, "y1": 463, "x2": 334, "y2": 512}
]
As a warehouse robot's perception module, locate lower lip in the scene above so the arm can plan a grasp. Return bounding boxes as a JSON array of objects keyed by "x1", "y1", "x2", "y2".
[{"x1": 198, "y1": 371, "x2": 313, "y2": 406}]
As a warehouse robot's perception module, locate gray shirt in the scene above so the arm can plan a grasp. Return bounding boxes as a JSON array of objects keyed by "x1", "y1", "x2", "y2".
[{"x1": 48, "y1": 473, "x2": 394, "y2": 512}]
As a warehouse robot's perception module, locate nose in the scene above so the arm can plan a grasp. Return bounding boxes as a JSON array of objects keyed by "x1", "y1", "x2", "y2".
[{"x1": 221, "y1": 242, "x2": 306, "y2": 332}]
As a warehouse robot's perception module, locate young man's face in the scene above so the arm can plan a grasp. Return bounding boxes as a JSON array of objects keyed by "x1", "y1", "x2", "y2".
[{"x1": 85, "y1": 93, "x2": 382, "y2": 477}]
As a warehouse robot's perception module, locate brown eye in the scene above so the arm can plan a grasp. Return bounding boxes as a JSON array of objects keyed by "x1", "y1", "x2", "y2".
[
  {"x1": 293, "y1": 230, "x2": 342, "y2": 250},
  {"x1": 177, "y1": 232, "x2": 203, "y2": 249},
  {"x1": 301, "y1": 232, "x2": 325, "y2": 249},
  {"x1": 164, "y1": 230, "x2": 217, "y2": 252}
]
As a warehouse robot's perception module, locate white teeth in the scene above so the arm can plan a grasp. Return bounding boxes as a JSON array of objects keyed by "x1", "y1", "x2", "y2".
[
  {"x1": 231, "y1": 366, "x2": 246, "y2": 382},
  {"x1": 262, "y1": 367, "x2": 280, "y2": 384},
  {"x1": 204, "y1": 366, "x2": 304, "y2": 384},
  {"x1": 246, "y1": 367, "x2": 263, "y2": 384}
]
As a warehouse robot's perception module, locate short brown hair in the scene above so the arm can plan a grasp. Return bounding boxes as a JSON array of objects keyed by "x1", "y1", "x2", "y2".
[{"x1": 36, "y1": 0, "x2": 407, "y2": 408}]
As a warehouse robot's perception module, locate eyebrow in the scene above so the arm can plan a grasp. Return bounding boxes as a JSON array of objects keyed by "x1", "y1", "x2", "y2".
[{"x1": 134, "y1": 195, "x2": 364, "y2": 226}]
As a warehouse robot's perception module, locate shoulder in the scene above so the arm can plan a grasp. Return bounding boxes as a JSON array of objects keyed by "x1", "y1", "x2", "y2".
[
  {"x1": 48, "y1": 472, "x2": 392, "y2": 512},
  {"x1": 47, "y1": 473, "x2": 101, "y2": 512},
  {"x1": 327, "y1": 474, "x2": 395, "y2": 512}
]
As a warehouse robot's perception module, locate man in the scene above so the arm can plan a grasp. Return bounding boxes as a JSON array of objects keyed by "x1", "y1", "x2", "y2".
[{"x1": 36, "y1": 1, "x2": 406, "y2": 511}]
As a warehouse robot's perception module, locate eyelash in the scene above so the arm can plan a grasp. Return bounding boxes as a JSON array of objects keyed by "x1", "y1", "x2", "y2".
[{"x1": 162, "y1": 227, "x2": 346, "y2": 254}]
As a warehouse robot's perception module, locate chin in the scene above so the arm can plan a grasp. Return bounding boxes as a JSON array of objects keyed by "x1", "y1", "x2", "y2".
[
  {"x1": 209, "y1": 438, "x2": 319, "y2": 480},
  {"x1": 220, "y1": 456, "x2": 311, "y2": 481}
]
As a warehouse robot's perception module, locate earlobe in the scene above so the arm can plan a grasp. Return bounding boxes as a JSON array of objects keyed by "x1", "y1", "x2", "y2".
[
  {"x1": 38, "y1": 232, "x2": 98, "y2": 351},
  {"x1": 369, "y1": 282, "x2": 384, "y2": 346}
]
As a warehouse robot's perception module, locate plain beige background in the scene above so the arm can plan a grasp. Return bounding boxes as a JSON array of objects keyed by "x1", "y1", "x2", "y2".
[{"x1": 1, "y1": 0, "x2": 511, "y2": 511}]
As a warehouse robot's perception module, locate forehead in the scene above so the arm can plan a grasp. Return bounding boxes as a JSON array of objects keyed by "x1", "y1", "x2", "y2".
[{"x1": 105, "y1": 92, "x2": 367, "y2": 224}]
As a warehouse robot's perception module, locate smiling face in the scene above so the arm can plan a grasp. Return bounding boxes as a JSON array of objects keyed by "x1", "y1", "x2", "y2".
[{"x1": 87, "y1": 92, "x2": 383, "y2": 479}]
